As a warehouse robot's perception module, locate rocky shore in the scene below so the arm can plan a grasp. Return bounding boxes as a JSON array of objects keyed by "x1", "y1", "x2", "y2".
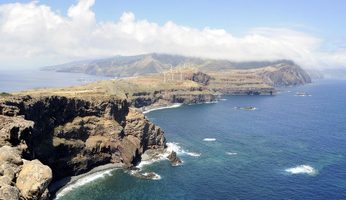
[
  {"x1": 0, "y1": 60, "x2": 312, "y2": 199},
  {"x1": 0, "y1": 96, "x2": 166, "y2": 199}
]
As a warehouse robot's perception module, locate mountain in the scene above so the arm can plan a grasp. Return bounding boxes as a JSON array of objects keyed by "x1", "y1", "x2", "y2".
[{"x1": 42, "y1": 53, "x2": 298, "y2": 78}]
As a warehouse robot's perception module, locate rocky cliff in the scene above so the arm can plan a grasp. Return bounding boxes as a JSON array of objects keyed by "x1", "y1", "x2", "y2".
[
  {"x1": 257, "y1": 63, "x2": 311, "y2": 87},
  {"x1": 0, "y1": 95, "x2": 166, "y2": 199}
]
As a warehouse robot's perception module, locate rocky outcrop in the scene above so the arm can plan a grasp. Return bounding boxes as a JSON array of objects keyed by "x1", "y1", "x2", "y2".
[
  {"x1": 258, "y1": 63, "x2": 311, "y2": 87},
  {"x1": 0, "y1": 185, "x2": 20, "y2": 200},
  {"x1": 0, "y1": 146, "x2": 52, "y2": 200},
  {"x1": 0, "y1": 146, "x2": 22, "y2": 200},
  {"x1": 185, "y1": 72, "x2": 211, "y2": 85},
  {"x1": 0, "y1": 95, "x2": 166, "y2": 199},
  {"x1": 16, "y1": 160, "x2": 52, "y2": 200},
  {"x1": 167, "y1": 151, "x2": 182, "y2": 166},
  {"x1": 0, "y1": 115, "x2": 34, "y2": 151}
]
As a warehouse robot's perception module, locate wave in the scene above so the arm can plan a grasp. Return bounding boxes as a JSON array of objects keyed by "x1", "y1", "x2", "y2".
[
  {"x1": 55, "y1": 169, "x2": 113, "y2": 199},
  {"x1": 142, "y1": 172, "x2": 161, "y2": 180},
  {"x1": 226, "y1": 152, "x2": 237, "y2": 155},
  {"x1": 203, "y1": 138, "x2": 216, "y2": 142},
  {"x1": 285, "y1": 165, "x2": 317, "y2": 175},
  {"x1": 137, "y1": 142, "x2": 200, "y2": 169},
  {"x1": 129, "y1": 170, "x2": 162, "y2": 180},
  {"x1": 143, "y1": 103, "x2": 183, "y2": 114},
  {"x1": 219, "y1": 98, "x2": 228, "y2": 101},
  {"x1": 166, "y1": 142, "x2": 201, "y2": 157},
  {"x1": 204, "y1": 101, "x2": 218, "y2": 104},
  {"x1": 185, "y1": 152, "x2": 201, "y2": 157},
  {"x1": 132, "y1": 142, "x2": 202, "y2": 181}
]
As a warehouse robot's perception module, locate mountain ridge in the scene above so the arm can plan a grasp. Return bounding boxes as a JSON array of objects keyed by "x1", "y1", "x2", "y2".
[{"x1": 42, "y1": 53, "x2": 298, "y2": 78}]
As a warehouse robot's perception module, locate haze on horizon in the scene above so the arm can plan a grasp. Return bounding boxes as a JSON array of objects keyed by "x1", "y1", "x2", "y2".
[{"x1": 0, "y1": 0, "x2": 345, "y2": 71}]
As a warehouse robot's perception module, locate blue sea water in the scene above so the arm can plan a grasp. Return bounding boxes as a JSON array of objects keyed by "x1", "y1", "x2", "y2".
[
  {"x1": 0, "y1": 69, "x2": 110, "y2": 92},
  {"x1": 55, "y1": 80, "x2": 346, "y2": 200}
]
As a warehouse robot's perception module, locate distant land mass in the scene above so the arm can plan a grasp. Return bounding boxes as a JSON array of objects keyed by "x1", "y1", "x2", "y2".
[{"x1": 42, "y1": 53, "x2": 309, "y2": 79}]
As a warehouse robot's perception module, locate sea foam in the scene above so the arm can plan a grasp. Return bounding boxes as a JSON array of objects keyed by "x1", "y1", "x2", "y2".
[
  {"x1": 137, "y1": 142, "x2": 200, "y2": 169},
  {"x1": 226, "y1": 152, "x2": 238, "y2": 155},
  {"x1": 143, "y1": 103, "x2": 182, "y2": 114},
  {"x1": 166, "y1": 142, "x2": 201, "y2": 157},
  {"x1": 285, "y1": 165, "x2": 317, "y2": 175},
  {"x1": 203, "y1": 138, "x2": 216, "y2": 142},
  {"x1": 55, "y1": 169, "x2": 113, "y2": 199}
]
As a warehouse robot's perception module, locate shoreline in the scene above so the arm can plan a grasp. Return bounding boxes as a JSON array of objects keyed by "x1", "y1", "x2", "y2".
[
  {"x1": 141, "y1": 103, "x2": 183, "y2": 114},
  {"x1": 50, "y1": 163, "x2": 124, "y2": 199},
  {"x1": 140, "y1": 99, "x2": 222, "y2": 114}
]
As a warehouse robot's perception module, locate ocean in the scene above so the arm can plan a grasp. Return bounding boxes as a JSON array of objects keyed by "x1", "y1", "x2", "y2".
[
  {"x1": 1, "y1": 72, "x2": 346, "y2": 199},
  {"x1": 55, "y1": 80, "x2": 346, "y2": 200},
  {"x1": 0, "y1": 69, "x2": 110, "y2": 92}
]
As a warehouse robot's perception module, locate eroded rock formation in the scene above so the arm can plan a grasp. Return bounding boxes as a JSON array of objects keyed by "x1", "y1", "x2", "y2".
[{"x1": 0, "y1": 95, "x2": 166, "y2": 199}]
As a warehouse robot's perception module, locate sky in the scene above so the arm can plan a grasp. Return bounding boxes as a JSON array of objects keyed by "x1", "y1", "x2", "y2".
[{"x1": 0, "y1": 0, "x2": 345, "y2": 69}]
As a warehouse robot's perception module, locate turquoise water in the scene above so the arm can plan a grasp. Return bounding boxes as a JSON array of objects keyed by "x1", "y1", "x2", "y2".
[{"x1": 56, "y1": 80, "x2": 346, "y2": 200}]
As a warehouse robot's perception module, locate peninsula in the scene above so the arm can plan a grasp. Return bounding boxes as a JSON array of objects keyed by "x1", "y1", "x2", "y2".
[{"x1": 0, "y1": 54, "x2": 311, "y2": 199}]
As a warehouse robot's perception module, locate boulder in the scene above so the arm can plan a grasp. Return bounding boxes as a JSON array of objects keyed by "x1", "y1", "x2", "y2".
[
  {"x1": 16, "y1": 160, "x2": 52, "y2": 200},
  {"x1": 167, "y1": 151, "x2": 182, "y2": 166},
  {"x1": 0, "y1": 185, "x2": 20, "y2": 200},
  {"x1": 0, "y1": 146, "x2": 23, "y2": 182},
  {"x1": 0, "y1": 146, "x2": 23, "y2": 166},
  {"x1": 0, "y1": 163, "x2": 16, "y2": 182},
  {"x1": 0, "y1": 176, "x2": 12, "y2": 188}
]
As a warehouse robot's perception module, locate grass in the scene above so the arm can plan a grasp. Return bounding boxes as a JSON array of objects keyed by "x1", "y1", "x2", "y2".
[
  {"x1": 10, "y1": 67, "x2": 276, "y2": 100},
  {"x1": 0, "y1": 92, "x2": 11, "y2": 97}
]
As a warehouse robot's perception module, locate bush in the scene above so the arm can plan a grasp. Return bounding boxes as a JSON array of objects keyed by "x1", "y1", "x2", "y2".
[{"x1": 0, "y1": 92, "x2": 11, "y2": 97}]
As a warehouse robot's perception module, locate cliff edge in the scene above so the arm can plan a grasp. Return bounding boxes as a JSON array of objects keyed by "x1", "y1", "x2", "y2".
[{"x1": 0, "y1": 95, "x2": 165, "y2": 199}]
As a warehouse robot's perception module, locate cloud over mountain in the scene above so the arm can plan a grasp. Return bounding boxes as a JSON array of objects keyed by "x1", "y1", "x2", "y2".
[{"x1": 0, "y1": 0, "x2": 345, "y2": 69}]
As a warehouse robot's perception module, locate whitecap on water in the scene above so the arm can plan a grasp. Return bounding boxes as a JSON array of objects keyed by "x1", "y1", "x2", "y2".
[
  {"x1": 285, "y1": 165, "x2": 317, "y2": 176},
  {"x1": 129, "y1": 170, "x2": 162, "y2": 180},
  {"x1": 55, "y1": 169, "x2": 113, "y2": 199},
  {"x1": 137, "y1": 142, "x2": 200, "y2": 169},
  {"x1": 185, "y1": 152, "x2": 201, "y2": 157},
  {"x1": 226, "y1": 152, "x2": 237, "y2": 155},
  {"x1": 166, "y1": 142, "x2": 201, "y2": 157},
  {"x1": 204, "y1": 101, "x2": 218, "y2": 104},
  {"x1": 203, "y1": 138, "x2": 216, "y2": 142},
  {"x1": 142, "y1": 172, "x2": 161, "y2": 180}
]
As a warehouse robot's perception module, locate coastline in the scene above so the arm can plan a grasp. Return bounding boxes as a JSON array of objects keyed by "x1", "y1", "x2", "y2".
[
  {"x1": 142, "y1": 103, "x2": 183, "y2": 114},
  {"x1": 50, "y1": 163, "x2": 124, "y2": 199},
  {"x1": 52, "y1": 100, "x2": 205, "y2": 198}
]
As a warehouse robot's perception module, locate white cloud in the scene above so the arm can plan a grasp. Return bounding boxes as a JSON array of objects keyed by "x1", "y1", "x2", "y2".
[{"x1": 0, "y1": 0, "x2": 345, "y2": 69}]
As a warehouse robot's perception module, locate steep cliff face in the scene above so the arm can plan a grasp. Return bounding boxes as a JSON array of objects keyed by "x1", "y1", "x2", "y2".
[
  {"x1": 131, "y1": 89, "x2": 216, "y2": 108},
  {"x1": 258, "y1": 63, "x2": 311, "y2": 87},
  {"x1": 0, "y1": 95, "x2": 166, "y2": 199}
]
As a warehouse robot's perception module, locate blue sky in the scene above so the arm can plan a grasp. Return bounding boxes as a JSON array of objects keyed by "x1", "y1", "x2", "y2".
[
  {"x1": 0, "y1": 0, "x2": 345, "y2": 69},
  {"x1": 4, "y1": 0, "x2": 345, "y2": 38}
]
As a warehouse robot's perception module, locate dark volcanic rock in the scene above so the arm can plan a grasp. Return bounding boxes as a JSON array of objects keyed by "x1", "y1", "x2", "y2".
[
  {"x1": 0, "y1": 95, "x2": 167, "y2": 199},
  {"x1": 185, "y1": 71, "x2": 212, "y2": 85},
  {"x1": 167, "y1": 151, "x2": 182, "y2": 166},
  {"x1": 0, "y1": 115, "x2": 33, "y2": 150}
]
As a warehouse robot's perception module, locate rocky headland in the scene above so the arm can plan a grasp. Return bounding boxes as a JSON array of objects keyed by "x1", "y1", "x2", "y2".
[
  {"x1": 0, "y1": 55, "x2": 312, "y2": 199},
  {"x1": 0, "y1": 95, "x2": 166, "y2": 199}
]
